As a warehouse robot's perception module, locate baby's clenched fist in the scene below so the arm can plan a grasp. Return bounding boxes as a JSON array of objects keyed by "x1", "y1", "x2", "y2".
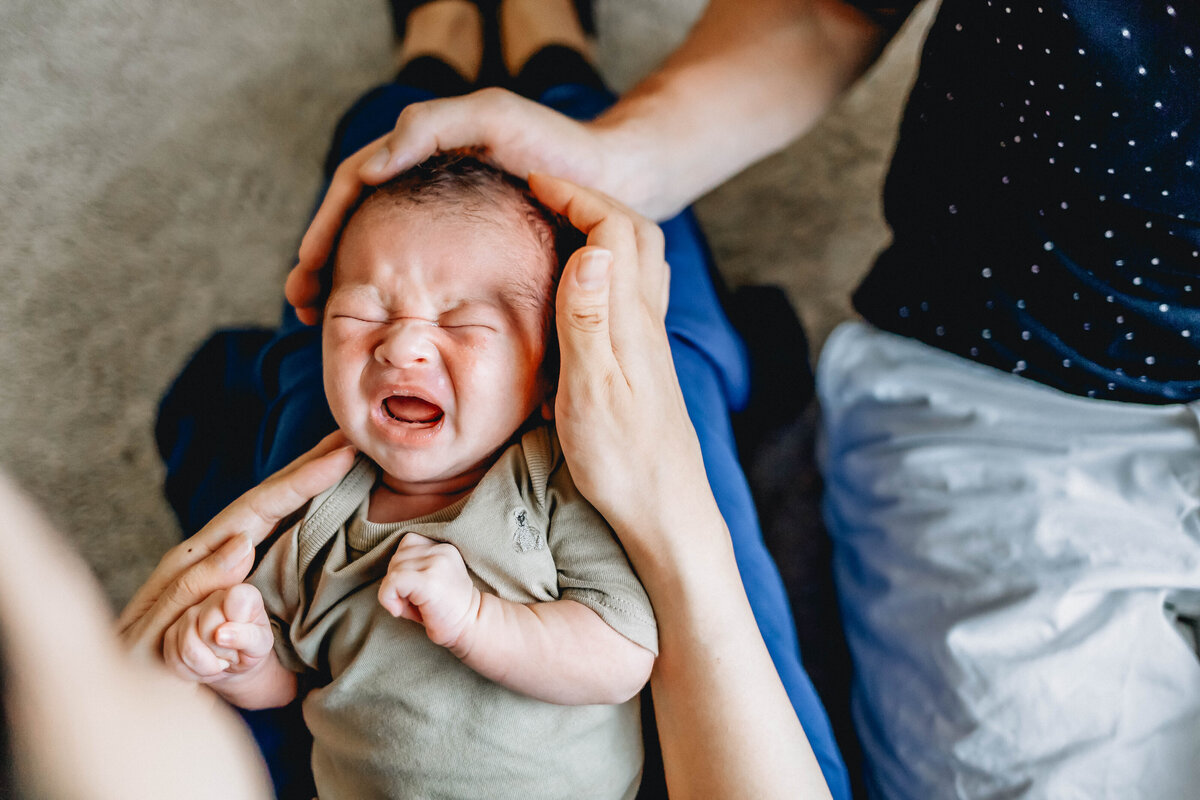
[
  {"x1": 378, "y1": 533, "x2": 482, "y2": 655},
  {"x1": 162, "y1": 583, "x2": 275, "y2": 684}
]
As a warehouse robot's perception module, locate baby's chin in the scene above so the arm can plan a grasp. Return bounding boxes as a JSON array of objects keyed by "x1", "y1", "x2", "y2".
[
  {"x1": 337, "y1": 424, "x2": 451, "y2": 481},
  {"x1": 366, "y1": 445, "x2": 487, "y2": 495}
]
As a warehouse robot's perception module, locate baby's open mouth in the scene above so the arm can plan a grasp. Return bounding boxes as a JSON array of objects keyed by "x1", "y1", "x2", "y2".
[{"x1": 383, "y1": 396, "x2": 444, "y2": 426}]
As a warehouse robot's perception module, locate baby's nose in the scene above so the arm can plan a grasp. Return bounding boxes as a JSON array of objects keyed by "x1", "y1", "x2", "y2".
[{"x1": 374, "y1": 319, "x2": 438, "y2": 368}]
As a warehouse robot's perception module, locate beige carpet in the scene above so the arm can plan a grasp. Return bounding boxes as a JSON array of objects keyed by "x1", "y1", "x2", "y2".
[{"x1": 1, "y1": 0, "x2": 932, "y2": 611}]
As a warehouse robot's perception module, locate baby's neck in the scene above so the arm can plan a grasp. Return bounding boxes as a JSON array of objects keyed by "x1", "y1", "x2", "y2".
[
  {"x1": 367, "y1": 483, "x2": 472, "y2": 523},
  {"x1": 366, "y1": 465, "x2": 489, "y2": 523}
]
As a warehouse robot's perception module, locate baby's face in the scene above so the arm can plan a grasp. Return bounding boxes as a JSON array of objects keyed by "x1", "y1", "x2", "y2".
[{"x1": 322, "y1": 200, "x2": 554, "y2": 494}]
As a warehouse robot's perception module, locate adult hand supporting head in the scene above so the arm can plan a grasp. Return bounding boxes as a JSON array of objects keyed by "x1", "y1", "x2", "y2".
[
  {"x1": 528, "y1": 173, "x2": 713, "y2": 568},
  {"x1": 285, "y1": 0, "x2": 888, "y2": 327},
  {"x1": 286, "y1": 88, "x2": 629, "y2": 326},
  {"x1": 117, "y1": 431, "x2": 357, "y2": 663}
]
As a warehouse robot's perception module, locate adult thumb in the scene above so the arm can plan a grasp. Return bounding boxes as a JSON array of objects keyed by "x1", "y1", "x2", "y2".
[{"x1": 556, "y1": 247, "x2": 613, "y2": 371}]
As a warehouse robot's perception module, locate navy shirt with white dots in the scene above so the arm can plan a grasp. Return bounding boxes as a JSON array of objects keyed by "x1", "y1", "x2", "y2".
[{"x1": 850, "y1": 0, "x2": 1200, "y2": 402}]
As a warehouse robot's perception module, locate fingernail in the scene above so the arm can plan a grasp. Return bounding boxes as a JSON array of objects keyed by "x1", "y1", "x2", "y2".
[
  {"x1": 216, "y1": 658, "x2": 231, "y2": 671},
  {"x1": 217, "y1": 534, "x2": 252, "y2": 570},
  {"x1": 577, "y1": 249, "x2": 612, "y2": 289},
  {"x1": 365, "y1": 147, "x2": 390, "y2": 173},
  {"x1": 216, "y1": 628, "x2": 234, "y2": 647}
]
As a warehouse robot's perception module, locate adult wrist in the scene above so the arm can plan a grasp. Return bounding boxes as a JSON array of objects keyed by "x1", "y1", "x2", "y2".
[
  {"x1": 616, "y1": 487, "x2": 733, "y2": 590},
  {"x1": 588, "y1": 112, "x2": 673, "y2": 219}
]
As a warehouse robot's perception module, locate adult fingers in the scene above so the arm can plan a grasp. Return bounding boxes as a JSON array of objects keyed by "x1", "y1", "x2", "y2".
[
  {"x1": 356, "y1": 93, "x2": 496, "y2": 184},
  {"x1": 533, "y1": 175, "x2": 642, "y2": 365},
  {"x1": 122, "y1": 430, "x2": 354, "y2": 625},
  {"x1": 118, "y1": 433, "x2": 354, "y2": 652},
  {"x1": 283, "y1": 266, "x2": 326, "y2": 327},
  {"x1": 288, "y1": 107, "x2": 463, "y2": 317},
  {"x1": 293, "y1": 138, "x2": 386, "y2": 285},
  {"x1": 530, "y1": 173, "x2": 667, "y2": 314},
  {"x1": 359, "y1": 88, "x2": 603, "y2": 188},
  {"x1": 634, "y1": 219, "x2": 668, "y2": 316},
  {"x1": 554, "y1": 246, "x2": 617, "y2": 386},
  {"x1": 291, "y1": 90, "x2": 613, "y2": 322},
  {"x1": 210, "y1": 432, "x2": 355, "y2": 548},
  {"x1": 120, "y1": 535, "x2": 253, "y2": 661},
  {"x1": 658, "y1": 260, "x2": 672, "y2": 320}
]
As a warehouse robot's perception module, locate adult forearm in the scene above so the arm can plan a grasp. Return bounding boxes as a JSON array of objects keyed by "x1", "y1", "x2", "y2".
[
  {"x1": 593, "y1": 0, "x2": 886, "y2": 218},
  {"x1": 0, "y1": 474, "x2": 273, "y2": 800},
  {"x1": 623, "y1": 496, "x2": 833, "y2": 800},
  {"x1": 533, "y1": 174, "x2": 834, "y2": 795}
]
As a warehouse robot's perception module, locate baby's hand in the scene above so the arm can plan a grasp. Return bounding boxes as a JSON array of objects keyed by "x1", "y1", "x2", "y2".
[
  {"x1": 379, "y1": 533, "x2": 481, "y2": 654},
  {"x1": 162, "y1": 583, "x2": 275, "y2": 684}
]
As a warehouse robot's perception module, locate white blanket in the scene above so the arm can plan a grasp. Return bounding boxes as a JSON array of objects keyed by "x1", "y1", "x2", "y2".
[{"x1": 818, "y1": 321, "x2": 1200, "y2": 799}]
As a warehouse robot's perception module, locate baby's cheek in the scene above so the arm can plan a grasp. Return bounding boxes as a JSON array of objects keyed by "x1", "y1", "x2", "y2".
[
  {"x1": 324, "y1": 327, "x2": 376, "y2": 370},
  {"x1": 321, "y1": 355, "x2": 366, "y2": 428},
  {"x1": 322, "y1": 376, "x2": 350, "y2": 429}
]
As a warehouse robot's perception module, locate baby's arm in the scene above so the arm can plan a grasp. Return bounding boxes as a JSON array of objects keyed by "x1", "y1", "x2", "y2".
[
  {"x1": 162, "y1": 583, "x2": 298, "y2": 710},
  {"x1": 379, "y1": 533, "x2": 654, "y2": 705}
]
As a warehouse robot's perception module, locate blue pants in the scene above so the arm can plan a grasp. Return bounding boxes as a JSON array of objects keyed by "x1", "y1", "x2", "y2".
[{"x1": 160, "y1": 80, "x2": 848, "y2": 799}]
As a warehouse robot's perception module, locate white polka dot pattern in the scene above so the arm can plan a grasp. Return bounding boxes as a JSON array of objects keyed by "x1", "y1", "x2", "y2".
[{"x1": 851, "y1": 0, "x2": 1200, "y2": 402}]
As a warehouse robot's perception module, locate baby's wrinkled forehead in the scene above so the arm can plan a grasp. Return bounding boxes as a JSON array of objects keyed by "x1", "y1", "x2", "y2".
[
  {"x1": 327, "y1": 199, "x2": 559, "y2": 332},
  {"x1": 323, "y1": 151, "x2": 579, "y2": 317},
  {"x1": 339, "y1": 194, "x2": 556, "y2": 290},
  {"x1": 358, "y1": 190, "x2": 551, "y2": 256}
]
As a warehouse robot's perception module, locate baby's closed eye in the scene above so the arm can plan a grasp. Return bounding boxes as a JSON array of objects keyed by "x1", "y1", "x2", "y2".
[
  {"x1": 438, "y1": 309, "x2": 498, "y2": 331},
  {"x1": 334, "y1": 315, "x2": 389, "y2": 324},
  {"x1": 326, "y1": 300, "x2": 388, "y2": 324}
]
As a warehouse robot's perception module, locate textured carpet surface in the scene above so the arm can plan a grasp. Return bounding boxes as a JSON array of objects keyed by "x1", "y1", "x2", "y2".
[{"x1": 3, "y1": 0, "x2": 932, "y2": 682}]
